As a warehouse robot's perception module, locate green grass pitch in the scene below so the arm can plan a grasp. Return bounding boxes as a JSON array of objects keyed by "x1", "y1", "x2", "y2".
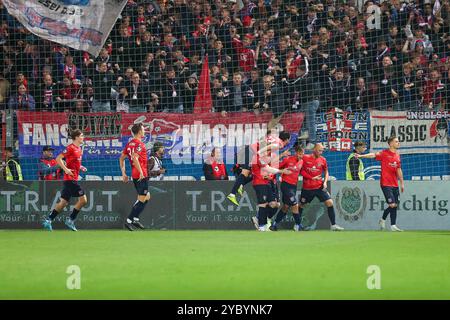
[{"x1": 1, "y1": 230, "x2": 450, "y2": 299}]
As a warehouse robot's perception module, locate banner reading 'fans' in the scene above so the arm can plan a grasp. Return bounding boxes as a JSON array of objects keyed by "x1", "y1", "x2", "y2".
[
  {"x1": 2, "y1": 0, "x2": 127, "y2": 56},
  {"x1": 16, "y1": 111, "x2": 304, "y2": 163}
]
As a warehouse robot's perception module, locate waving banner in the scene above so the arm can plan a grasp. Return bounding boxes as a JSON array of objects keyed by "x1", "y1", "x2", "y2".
[{"x1": 2, "y1": 0, "x2": 127, "y2": 56}]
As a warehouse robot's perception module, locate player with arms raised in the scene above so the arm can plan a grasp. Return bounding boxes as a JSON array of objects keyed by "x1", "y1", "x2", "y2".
[
  {"x1": 299, "y1": 143, "x2": 344, "y2": 231},
  {"x1": 119, "y1": 123, "x2": 150, "y2": 231},
  {"x1": 42, "y1": 129, "x2": 88, "y2": 231},
  {"x1": 356, "y1": 136, "x2": 404, "y2": 231}
]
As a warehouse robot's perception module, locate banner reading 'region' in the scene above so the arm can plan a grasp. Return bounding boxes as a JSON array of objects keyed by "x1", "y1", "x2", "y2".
[
  {"x1": 2, "y1": 0, "x2": 127, "y2": 56},
  {"x1": 370, "y1": 110, "x2": 450, "y2": 154},
  {"x1": 16, "y1": 111, "x2": 304, "y2": 164},
  {"x1": 315, "y1": 108, "x2": 370, "y2": 152}
]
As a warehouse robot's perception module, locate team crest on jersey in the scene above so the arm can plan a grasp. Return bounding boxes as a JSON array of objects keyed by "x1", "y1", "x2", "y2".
[
  {"x1": 214, "y1": 166, "x2": 219, "y2": 171},
  {"x1": 137, "y1": 146, "x2": 142, "y2": 152},
  {"x1": 335, "y1": 187, "x2": 367, "y2": 222}
]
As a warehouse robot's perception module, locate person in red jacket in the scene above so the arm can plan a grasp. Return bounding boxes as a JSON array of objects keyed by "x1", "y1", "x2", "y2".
[
  {"x1": 299, "y1": 143, "x2": 344, "y2": 231},
  {"x1": 203, "y1": 148, "x2": 229, "y2": 180},
  {"x1": 270, "y1": 143, "x2": 304, "y2": 231},
  {"x1": 232, "y1": 33, "x2": 256, "y2": 73},
  {"x1": 38, "y1": 146, "x2": 62, "y2": 180}
]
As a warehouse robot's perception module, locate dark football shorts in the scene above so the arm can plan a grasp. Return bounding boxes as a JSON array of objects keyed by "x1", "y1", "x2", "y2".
[
  {"x1": 381, "y1": 186, "x2": 400, "y2": 205},
  {"x1": 254, "y1": 181, "x2": 279, "y2": 204},
  {"x1": 299, "y1": 188, "x2": 331, "y2": 205},
  {"x1": 61, "y1": 180, "x2": 85, "y2": 201},
  {"x1": 281, "y1": 181, "x2": 298, "y2": 206},
  {"x1": 133, "y1": 178, "x2": 149, "y2": 196}
]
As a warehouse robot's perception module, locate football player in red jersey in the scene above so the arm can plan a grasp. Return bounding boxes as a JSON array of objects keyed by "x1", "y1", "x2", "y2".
[
  {"x1": 227, "y1": 130, "x2": 291, "y2": 206},
  {"x1": 299, "y1": 143, "x2": 344, "y2": 231},
  {"x1": 269, "y1": 144, "x2": 304, "y2": 231},
  {"x1": 356, "y1": 136, "x2": 404, "y2": 231},
  {"x1": 251, "y1": 145, "x2": 291, "y2": 232},
  {"x1": 42, "y1": 129, "x2": 88, "y2": 231},
  {"x1": 119, "y1": 123, "x2": 150, "y2": 231}
]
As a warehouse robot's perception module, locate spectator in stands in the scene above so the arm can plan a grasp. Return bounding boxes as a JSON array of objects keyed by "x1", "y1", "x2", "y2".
[
  {"x1": 35, "y1": 74, "x2": 56, "y2": 111},
  {"x1": 423, "y1": 69, "x2": 447, "y2": 111},
  {"x1": 375, "y1": 56, "x2": 399, "y2": 110},
  {"x1": 282, "y1": 64, "x2": 320, "y2": 148},
  {"x1": 397, "y1": 62, "x2": 419, "y2": 111},
  {"x1": 160, "y1": 67, "x2": 184, "y2": 113},
  {"x1": 327, "y1": 68, "x2": 352, "y2": 110},
  {"x1": 222, "y1": 71, "x2": 254, "y2": 112},
  {"x1": 351, "y1": 77, "x2": 371, "y2": 113},
  {"x1": 56, "y1": 76, "x2": 77, "y2": 112},
  {"x1": 38, "y1": 146, "x2": 61, "y2": 180},
  {"x1": 147, "y1": 93, "x2": 160, "y2": 113},
  {"x1": 126, "y1": 71, "x2": 151, "y2": 113},
  {"x1": 115, "y1": 86, "x2": 130, "y2": 113},
  {"x1": 254, "y1": 74, "x2": 283, "y2": 116},
  {"x1": 8, "y1": 84, "x2": 35, "y2": 110},
  {"x1": 247, "y1": 68, "x2": 263, "y2": 104},
  {"x1": 95, "y1": 48, "x2": 119, "y2": 74},
  {"x1": 91, "y1": 62, "x2": 115, "y2": 112},
  {"x1": 183, "y1": 74, "x2": 198, "y2": 114},
  {"x1": 57, "y1": 53, "x2": 82, "y2": 83},
  {"x1": 1, "y1": 147, "x2": 22, "y2": 181},
  {"x1": 81, "y1": 86, "x2": 94, "y2": 111},
  {"x1": 203, "y1": 147, "x2": 228, "y2": 181}
]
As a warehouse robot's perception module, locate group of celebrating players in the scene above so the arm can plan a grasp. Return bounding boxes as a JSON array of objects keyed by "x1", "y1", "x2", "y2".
[
  {"x1": 41, "y1": 123, "x2": 404, "y2": 232},
  {"x1": 226, "y1": 130, "x2": 344, "y2": 232}
]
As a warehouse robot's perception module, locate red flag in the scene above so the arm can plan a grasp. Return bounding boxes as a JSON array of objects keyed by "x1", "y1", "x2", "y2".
[{"x1": 193, "y1": 55, "x2": 212, "y2": 114}]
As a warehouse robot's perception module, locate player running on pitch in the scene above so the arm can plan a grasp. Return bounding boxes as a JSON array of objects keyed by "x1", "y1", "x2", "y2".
[
  {"x1": 270, "y1": 143, "x2": 304, "y2": 231},
  {"x1": 356, "y1": 136, "x2": 404, "y2": 231},
  {"x1": 299, "y1": 143, "x2": 344, "y2": 231},
  {"x1": 119, "y1": 123, "x2": 150, "y2": 231},
  {"x1": 42, "y1": 129, "x2": 88, "y2": 231},
  {"x1": 227, "y1": 130, "x2": 291, "y2": 206}
]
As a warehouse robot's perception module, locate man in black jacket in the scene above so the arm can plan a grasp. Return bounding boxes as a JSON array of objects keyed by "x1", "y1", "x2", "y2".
[
  {"x1": 223, "y1": 72, "x2": 254, "y2": 112},
  {"x1": 160, "y1": 67, "x2": 184, "y2": 113},
  {"x1": 91, "y1": 62, "x2": 115, "y2": 112},
  {"x1": 126, "y1": 72, "x2": 151, "y2": 113}
]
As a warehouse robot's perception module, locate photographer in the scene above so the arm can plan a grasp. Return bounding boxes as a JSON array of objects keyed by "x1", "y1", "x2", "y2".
[{"x1": 148, "y1": 142, "x2": 166, "y2": 181}]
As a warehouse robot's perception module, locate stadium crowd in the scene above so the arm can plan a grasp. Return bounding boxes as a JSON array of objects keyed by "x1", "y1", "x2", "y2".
[{"x1": 0, "y1": 0, "x2": 449, "y2": 123}]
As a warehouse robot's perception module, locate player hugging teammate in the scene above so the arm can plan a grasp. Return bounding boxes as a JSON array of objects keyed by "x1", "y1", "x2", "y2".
[{"x1": 252, "y1": 142, "x2": 344, "y2": 232}]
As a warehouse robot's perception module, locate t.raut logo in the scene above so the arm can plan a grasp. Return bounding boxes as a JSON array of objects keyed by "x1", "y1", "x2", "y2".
[{"x1": 335, "y1": 187, "x2": 367, "y2": 222}]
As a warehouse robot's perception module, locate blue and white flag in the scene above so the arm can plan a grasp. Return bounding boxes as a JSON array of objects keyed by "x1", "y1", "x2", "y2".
[{"x1": 2, "y1": 0, "x2": 127, "y2": 56}]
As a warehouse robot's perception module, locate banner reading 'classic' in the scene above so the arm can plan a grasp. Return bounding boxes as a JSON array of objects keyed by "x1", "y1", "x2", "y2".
[{"x1": 370, "y1": 110, "x2": 449, "y2": 154}]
